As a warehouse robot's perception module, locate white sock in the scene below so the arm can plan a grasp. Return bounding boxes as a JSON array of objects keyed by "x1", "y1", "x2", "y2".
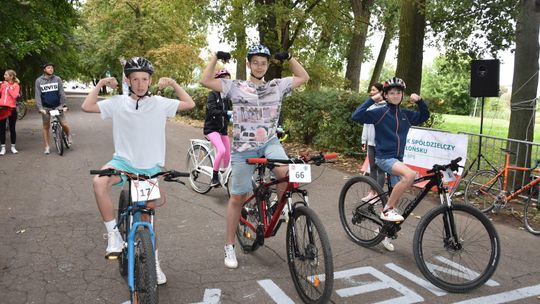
[
  {"x1": 1, "y1": 144, "x2": 5, "y2": 148},
  {"x1": 155, "y1": 249, "x2": 159, "y2": 262},
  {"x1": 104, "y1": 219, "x2": 118, "y2": 233}
]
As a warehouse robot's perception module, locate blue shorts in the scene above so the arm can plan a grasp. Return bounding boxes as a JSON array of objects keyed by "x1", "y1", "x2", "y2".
[
  {"x1": 375, "y1": 157, "x2": 401, "y2": 186},
  {"x1": 230, "y1": 137, "x2": 288, "y2": 195},
  {"x1": 106, "y1": 155, "x2": 161, "y2": 187}
]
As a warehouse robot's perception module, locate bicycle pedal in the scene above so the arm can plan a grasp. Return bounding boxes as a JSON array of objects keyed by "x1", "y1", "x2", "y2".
[{"x1": 105, "y1": 252, "x2": 120, "y2": 260}]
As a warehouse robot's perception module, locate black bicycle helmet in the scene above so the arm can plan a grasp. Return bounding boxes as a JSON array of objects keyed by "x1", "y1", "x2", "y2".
[
  {"x1": 247, "y1": 44, "x2": 271, "y2": 61},
  {"x1": 383, "y1": 77, "x2": 406, "y2": 92},
  {"x1": 123, "y1": 57, "x2": 154, "y2": 76}
]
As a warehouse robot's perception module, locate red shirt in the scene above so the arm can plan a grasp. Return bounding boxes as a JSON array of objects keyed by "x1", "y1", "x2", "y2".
[{"x1": 0, "y1": 81, "x2": 20, "y2": 108}]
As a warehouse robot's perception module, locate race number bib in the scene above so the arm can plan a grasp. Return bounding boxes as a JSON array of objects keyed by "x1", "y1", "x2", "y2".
[
  {"x1": 289, "y1": 164, "x2": 311, "y2": 183},
  {"x1": 130, "y1": 179, "x2": 160, "y2": 202},
  {"x1": 49, "y1": 109, "x2": 60, "y2": 117},
  {"x1": 442, "y1": 168, "x2": 457, "y2": 183}
]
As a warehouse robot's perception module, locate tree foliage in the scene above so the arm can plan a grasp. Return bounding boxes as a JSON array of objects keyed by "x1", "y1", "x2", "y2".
[{"x1": 80, "y1": 0, "x2": 208, "y2": 84}]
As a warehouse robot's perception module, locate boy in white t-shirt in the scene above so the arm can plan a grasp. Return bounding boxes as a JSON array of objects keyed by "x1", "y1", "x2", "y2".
[{"x1": 81, "y1": 57, "x2": 195, "y2": 285}]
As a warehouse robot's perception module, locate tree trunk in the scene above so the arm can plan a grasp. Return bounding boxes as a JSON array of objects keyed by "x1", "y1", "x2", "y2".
[
  {"x1": 368, "y1": 29, "x2": 393, "y2": 92},
  {"x1": 395, "y1": 0, "x2": 426, "y2": 95},
  {"x1": 344, "y1": 0, "x2": 374, "y2": 92},
  {"x1": 256, "y1": 0, "x2": 283, "y2": 80},
  {"x1": 507, "y1": 0, "x2": 539, "y2": 183},
  {"x1": 232, "y1": 1, "x2": 247, "y2": 80}
]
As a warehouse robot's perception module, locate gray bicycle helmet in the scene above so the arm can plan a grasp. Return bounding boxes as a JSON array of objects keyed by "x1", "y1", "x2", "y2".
[
  {"x1": 247, "y1": 44, "x2": 271, "y2": 61},
  {"x1": 383, "y1": 77, "x2": 406, "y2": 92},
  {"x1": 124, "y1": 57, "x2": 154, "y2": 76}
]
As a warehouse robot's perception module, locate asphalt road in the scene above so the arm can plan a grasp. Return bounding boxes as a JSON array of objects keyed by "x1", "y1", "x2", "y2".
[{"x1": 1, "y1": 95, "x2": 539, "y2": 304}]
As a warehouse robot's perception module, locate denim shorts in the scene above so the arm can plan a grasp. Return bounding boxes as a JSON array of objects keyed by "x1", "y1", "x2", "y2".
[
  {"x1": 230, "y1": 137, "x2": 288, "y2": 195},
  {"x1": 106, "y1": 155, "x2": 161, "y2": 187},
  {"x1": 375, "y1": 157, "x2": 401, "y2": 186}
]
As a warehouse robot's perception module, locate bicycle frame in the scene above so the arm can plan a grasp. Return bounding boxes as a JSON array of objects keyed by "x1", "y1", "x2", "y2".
[
  {"x1": 120, "y1": 180, "x2": 157, "y2": 294},
  {"x1": 480, "y1": 152, "x2": 540, "y2": 202},
  {"x1": 241, "y1": 171, "x2": 305, "y2": 239}
]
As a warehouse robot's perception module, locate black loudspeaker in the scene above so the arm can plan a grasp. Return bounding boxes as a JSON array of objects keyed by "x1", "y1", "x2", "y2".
[{"x1": 470, "y1": 59, "x2": 500, "y2": 97}]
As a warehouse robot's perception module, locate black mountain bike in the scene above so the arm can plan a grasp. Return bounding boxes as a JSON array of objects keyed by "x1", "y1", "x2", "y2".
[{"x1": 338, "y1": 157, "x2": 500, "y2": 293}]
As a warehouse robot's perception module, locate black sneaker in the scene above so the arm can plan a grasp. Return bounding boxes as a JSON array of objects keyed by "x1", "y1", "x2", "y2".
[{"x1": 210, "y1": 177, "x2": 220, "y2": 187}]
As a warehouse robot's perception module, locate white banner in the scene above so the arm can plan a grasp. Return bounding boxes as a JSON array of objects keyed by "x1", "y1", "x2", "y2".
[{"x1": 404, "y1": 128, "x2": 468, "y2": 175}]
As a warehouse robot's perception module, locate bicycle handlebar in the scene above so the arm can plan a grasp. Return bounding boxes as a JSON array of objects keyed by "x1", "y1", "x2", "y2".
[
  {"x1": 90, "y1": 168, "x2": 189, "y2": 180},
  {"x1": 426, "y1": 157, "x2": 462, "y2": 174},
  {"x1": 246, "y1": 152, "x2": 338, "y2": 166}
]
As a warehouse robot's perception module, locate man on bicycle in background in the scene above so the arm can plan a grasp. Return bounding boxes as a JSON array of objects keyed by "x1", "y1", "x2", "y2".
[
  {"x1": 352, "y1": 77, "x2": 430, "y2": 222},
  {"x1": 35, "y1": 63, "x2": 72, "y2": 154},
  {"x1": 81, "y1": 57, "x2": 195, "y2": 285},
  {"x1": 200, "y1": 45, "x2": 310, "y2": 269}
]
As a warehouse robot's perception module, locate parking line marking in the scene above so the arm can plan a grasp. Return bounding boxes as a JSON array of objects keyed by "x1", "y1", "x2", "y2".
[
  {"x1": 258, "y1": 279, "x2": 295, "y2": 304},
  {"x1": 385, "y1": 263, "x2": 448, "y2": 296},
  {"x1": 453, "y1": 284, "x2": 540, "y2": 304}
]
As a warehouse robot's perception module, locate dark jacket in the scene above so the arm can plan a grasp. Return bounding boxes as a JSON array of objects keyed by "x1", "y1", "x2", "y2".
[
  {"x1": 352, "y1": 97, "x2": 430, "y2": 161},
  {"x1": 35, "y1": 75, "x2": 66, "y2": 109},
  {"x1": 203, "y1": 91, "x2": 231, "y2": 135}
]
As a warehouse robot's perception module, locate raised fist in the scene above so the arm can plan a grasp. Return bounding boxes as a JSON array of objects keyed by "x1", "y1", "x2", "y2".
[
  {"x1": 274, "y1": 52, "x2": 290, "y2": 61},
  {"x1": 216, "y1": 51, "x2": 231, "y2": 61}
]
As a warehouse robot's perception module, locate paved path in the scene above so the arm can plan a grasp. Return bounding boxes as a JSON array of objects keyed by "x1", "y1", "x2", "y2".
[{"x1": 0, "y1": 95, "x2": 539, "y2": 303}]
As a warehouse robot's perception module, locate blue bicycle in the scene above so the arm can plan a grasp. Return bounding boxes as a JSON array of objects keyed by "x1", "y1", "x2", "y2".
[{"x1": 90, "y1": 168, "x2": 189, "y2": 304}]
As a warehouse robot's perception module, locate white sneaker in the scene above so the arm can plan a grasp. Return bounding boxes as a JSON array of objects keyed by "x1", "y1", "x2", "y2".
[
  {"x1": 156, "y1": 259, "x2": 167, "y2": 285},
  {"x1": 105, "y1": 231, "x2": 123, "y2": 257},
  {"x1": 10, "y1": 146, "x2": 18, "y2": 154},
  {"x1": 44, "y1": 146, "x2": 50, "y2": 154},
  {"x1": 0, "y1": 146, "x2": 5, "y2": 155},
  {"x1": 381, "y1": 237, "x2": 395, "y2": 251},
  {"x1": 380, "y1": 208, "x2": 404, "y2": 222},
  {"x1": 361, "y1": 192, "x2": 376, "y2": 202},
  {"x1": 224, "y1": 244, "x2": 238, "y2": 269}
]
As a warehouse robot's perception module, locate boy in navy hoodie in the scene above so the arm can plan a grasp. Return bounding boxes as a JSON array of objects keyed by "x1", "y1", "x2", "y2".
[{"x1": 352, "y1": 77, "x2": 429, "y2": 222}]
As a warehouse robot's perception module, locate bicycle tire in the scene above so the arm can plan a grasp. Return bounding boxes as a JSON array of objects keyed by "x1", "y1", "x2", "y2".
[
  {"x1": 118, "y1": 190, "x2": 129, "y2": 277},
  {"x1": 413, "y1": 203, "x2": 500, "y2": 293},
  {"x1": 338, "y1": 175, "x2": 387, "y2": 247},
  {"x1": 524, "y1": 183, "x2": 540, "y2": 235},
  {"x1": 62, "y1": 130, "x2": 71, "y2": 149},
  {"x1": 53, "y1": 124, "x2": 64, "y2": 156},
  {"x1": 186, "y1": 144, "x2": 213, "y2": 194},
  {"x1": 236, "y1": 196, "x2": 261, "y2": 253},
  {"x1": 16, "y1": 102, "x2": 26, "y2": 120},
  {"x1": 286, "y1": 206, "x2": 334, "y2": 304},
  {"x1": 134, "y1": 227, "x2": 158, "y2": 304},
  {"x1": 464, "y1": 170, "x2": 501, "y2": 213}
]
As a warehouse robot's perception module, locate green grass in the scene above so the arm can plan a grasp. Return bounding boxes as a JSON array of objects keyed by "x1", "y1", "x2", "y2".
[{"x1": 438, "y1": 114, "x2": 540, "y2": 143}]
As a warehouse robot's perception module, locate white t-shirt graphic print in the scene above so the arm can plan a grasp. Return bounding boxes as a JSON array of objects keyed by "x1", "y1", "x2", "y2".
[
  {"x1": 221, "y1": 77, "x2": 293, "y2": 152},
  {"x1": 98, "y1": 95, "x2": 179, "y2": 169}
]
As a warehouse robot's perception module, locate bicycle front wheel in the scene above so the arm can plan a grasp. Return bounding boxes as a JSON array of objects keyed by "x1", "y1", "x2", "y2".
[
  {"x1": 186, "y1": 144, "x2": 213, "y2": 194},
  {"x1": 118, "y1": 190, "x2": 129, "y2": 277},
  {"x1": 464, "y1": 170, "x2": 501, "y2": 213},
  {"x1": 134, "y1": 228, "x2": 158, "y2": 304},
  {"x1": 53, "y1": 124, "x2": 64, "y2": 156},
  {"x1": 413, "y1": 203, "x2": 500, "y2": 293},
  {"x1": 524, "y1": 184, "x2": 540, "y2": 235},
  {"x1": 338, "y1": 175, "x2": 387, "y2": 247},
  {"x1": 286, "y1": 206, "x2": 333, "y2": 304}
]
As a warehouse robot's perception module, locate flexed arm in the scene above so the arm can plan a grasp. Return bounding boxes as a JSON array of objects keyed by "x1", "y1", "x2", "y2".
[{"x1": 82, "y1": 77, "x2": 118, "y2": 113}]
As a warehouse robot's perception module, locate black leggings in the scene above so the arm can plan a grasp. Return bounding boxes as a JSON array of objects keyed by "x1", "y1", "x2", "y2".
[
  {"x1": 367, "y1": 145, "x2": 385, "y2": 188},
  {"x1": 0, "y1": 108, "x2": 17, "y2": 145}
]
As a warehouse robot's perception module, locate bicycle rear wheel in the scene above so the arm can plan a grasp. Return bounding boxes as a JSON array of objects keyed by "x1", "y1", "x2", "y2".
[
  {"x1": 286, "y1": 206, "x2": 333, "y2": 304},
  {"x1": 53, "y1": 124, "x2": 64, "y2": 156},
  {"x1": 524, "y1": 184, "x2": 540, "y2": 235},
  {"x1": 186, "y1": 144, "x2": 213, "y2": 194},
  {"x1": 236, "y1": 197, "x2": 262, "y2": 253},
  {"x1": 464, "y1": 170, "x2": 501, "y2": 213},
  {"x1": 413, "y1": 203, "x2": 500, "y2": 293},
  {"x1": 118, "y1": 190, "x2": 129, "y2": 277},
  {"x1": 133, "y1": 227, "x2": 158, "y2": 304},
  {"x1": 338, "y1": 175, "x2": 387, "y2": 247}
]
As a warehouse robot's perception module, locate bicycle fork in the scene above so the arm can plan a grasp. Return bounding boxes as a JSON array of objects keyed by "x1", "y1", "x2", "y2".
[
  {"x1": 440, "y1": 192, "x2": 463, "y2": 251},
  {"x1": 127, "y1": 203, "x2": 156, "y2": 294}
]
